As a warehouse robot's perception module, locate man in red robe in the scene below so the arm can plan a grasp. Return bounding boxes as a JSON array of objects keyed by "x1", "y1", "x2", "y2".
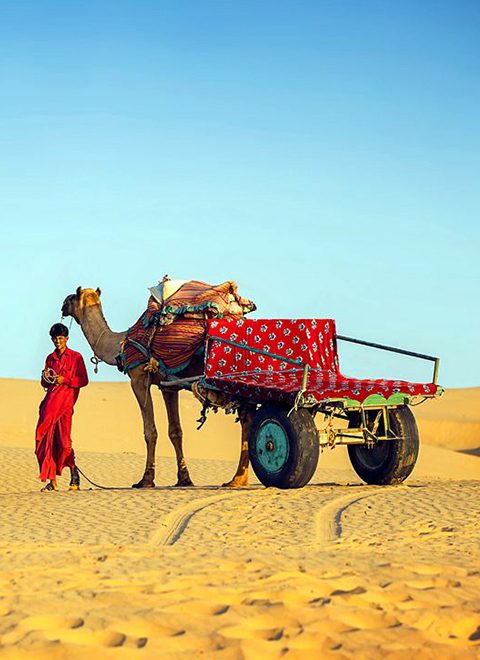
[{"x1": 35, "y1": 323, "x2": 89, "y2": 491}]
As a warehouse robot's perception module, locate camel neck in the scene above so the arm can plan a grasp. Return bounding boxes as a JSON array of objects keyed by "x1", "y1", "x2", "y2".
[{"x1": 79, "y1": 304, "x2": 125, "y2": 366}]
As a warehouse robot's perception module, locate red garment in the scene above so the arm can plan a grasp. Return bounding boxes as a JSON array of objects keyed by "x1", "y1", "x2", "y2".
[{"x1": 35, "y1": 347, "x2": 88, "y2": 481}]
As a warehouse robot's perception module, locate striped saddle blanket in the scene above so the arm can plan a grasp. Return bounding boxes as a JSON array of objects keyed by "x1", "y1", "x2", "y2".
[{"x1": 118, "y1": 280, "x2": 256, "y2": 374}]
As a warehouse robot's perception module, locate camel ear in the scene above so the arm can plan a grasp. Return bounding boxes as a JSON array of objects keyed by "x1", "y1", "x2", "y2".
[
  {"x1": 96, "y1": 287, "x2": 102, "y2": 297},
  {"x1": 76, "y1": 286, "x2": 82, "y2": 298}
]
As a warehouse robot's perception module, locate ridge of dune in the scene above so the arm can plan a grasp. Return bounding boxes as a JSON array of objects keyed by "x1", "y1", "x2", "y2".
[
  {"x1": 414, "y1": 387, "x2": 480, "y2": 454},
  {"x1": 1, "y1": 378, "x2": 479, "y2": 458}
]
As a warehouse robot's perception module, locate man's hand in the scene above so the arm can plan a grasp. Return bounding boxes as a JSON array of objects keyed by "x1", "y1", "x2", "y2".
[{"x1": 55, "y1": 375, "x2": 65, "y2": 385}]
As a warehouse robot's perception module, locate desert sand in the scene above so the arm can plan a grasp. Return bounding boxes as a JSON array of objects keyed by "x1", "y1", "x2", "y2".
[{"x1": 0, "y1": 378, "x2": 479, "y2": 658}]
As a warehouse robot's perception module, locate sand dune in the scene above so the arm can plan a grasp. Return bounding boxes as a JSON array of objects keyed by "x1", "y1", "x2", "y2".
[
  {"x1": 414, "y1": 387, "x2": 480, "y2": 455},
  {"x1": 0, "y1": 378, "x2": 478, "y2": 658},
  {"x1": 2, "y1": 379, "x2": 479, "y2": 459}
]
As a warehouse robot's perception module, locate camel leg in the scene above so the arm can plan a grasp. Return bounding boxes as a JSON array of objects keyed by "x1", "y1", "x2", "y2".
[
  {"x1": 130, "y1": 373, "x2": 157, "y2": 488},
  {"x1": 223, "y1": 405, "x2": 254, "y2": 487},
  {"x1": 162, "y1": 390, "x2": 194, "y2": 487}
]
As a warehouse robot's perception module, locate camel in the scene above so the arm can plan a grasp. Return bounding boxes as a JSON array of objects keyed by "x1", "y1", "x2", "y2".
[{"x1": 61, "y1": 287, "x2": 252, "y2": 488}]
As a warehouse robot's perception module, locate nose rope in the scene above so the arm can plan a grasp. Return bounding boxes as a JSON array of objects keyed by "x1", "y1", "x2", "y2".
[
  {"x1": 59, "y1": 315, "x2": 73, "y2": 332},
  {"x1": 89, "y1": 328, "x2": 107, "y2": 374}
]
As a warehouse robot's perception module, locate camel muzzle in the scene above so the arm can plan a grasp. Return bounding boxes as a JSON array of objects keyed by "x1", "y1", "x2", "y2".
[{"x1": 61, "y1": 295, "x2": 75, "y2": 318}]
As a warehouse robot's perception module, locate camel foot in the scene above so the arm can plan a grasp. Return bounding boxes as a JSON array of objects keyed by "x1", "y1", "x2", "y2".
[
  {"x1": 175, "y1": 476, "x2": 194, "y2": 487},
  {"x1": 222, "y1": 476, "x2": 249, "y2": 488},
  {"x1": 132, "y1": 478, "x2": 156, "y2": 489}
]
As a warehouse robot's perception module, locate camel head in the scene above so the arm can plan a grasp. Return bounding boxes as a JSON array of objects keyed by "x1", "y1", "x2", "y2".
[{"x1": 62, "y1": 287, "x2": 102, "y2": 323}]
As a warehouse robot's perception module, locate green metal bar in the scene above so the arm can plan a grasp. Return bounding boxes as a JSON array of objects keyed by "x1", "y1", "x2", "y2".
[
  {"x1": 336, "y1": 334, "x2": 440, "y2": 384},
  {"x1": 301, "y1": 364, "x2": 310, "y2": 391},
  {"x1": 208, "y1": 336, "x2": 304, "y2": 367}
]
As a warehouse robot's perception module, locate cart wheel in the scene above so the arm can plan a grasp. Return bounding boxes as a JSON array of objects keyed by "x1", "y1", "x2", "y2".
[
  {"x1": 248, "y1": 404, "x2": 319, "y2": 489},
  {"x1": 347, "y1": 406, "x2": 419, "y2": 485}
]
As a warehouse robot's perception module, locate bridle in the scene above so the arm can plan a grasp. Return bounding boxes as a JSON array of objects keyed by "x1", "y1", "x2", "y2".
[
  {"x1": 90, "y1": 327, "x2": 107, "y2": 373},
  {"x1": 61, "y1": 302, "x2": 104, "y2": 375}
]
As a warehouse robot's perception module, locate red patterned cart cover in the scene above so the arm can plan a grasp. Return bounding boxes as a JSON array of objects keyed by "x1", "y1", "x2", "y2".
[{"x1": 204, "y1": 318, "x2": 441, "y2": 405}]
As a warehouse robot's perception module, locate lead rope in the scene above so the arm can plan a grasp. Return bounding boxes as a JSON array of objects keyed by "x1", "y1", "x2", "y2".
[
  {"x1": 75, "y1": 465, "x2": 119, "y2": 490},
  {"x1": 42, "y1": 368, "x2": 58, "y2": 385}
]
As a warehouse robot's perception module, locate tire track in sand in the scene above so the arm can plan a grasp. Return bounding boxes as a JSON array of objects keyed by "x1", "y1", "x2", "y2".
[
  {"x1": 316, "y1": 487, "x2": 396, "y2": 544},
  {"x1": 149, "y1": 492, "x2": 244, "y2": 546},
  {"x1": 150, "y1": 486, "x2": 399, "y2": 547}
]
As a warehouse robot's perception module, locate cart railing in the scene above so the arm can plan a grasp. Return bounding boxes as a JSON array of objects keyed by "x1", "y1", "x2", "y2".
[
  {"x1": 336, "y1": 335, "x2": 440, "y2": 385},
  {"x1": 206, "y1": 335, "x2": 310, "y2": 408},
  {"x1": 206, "y1": 336, "x2": 305, "y2": 367},
  {"x1": 208, "y1": 332, "x2": 440, "y2": 383}
]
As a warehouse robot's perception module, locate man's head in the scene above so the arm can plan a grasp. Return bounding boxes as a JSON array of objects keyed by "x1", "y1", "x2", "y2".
[{"x1": 49, "y1": 323, "x2": 69, "y2": 353}]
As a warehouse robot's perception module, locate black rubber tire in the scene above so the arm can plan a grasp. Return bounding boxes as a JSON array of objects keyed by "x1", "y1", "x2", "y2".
[
  {"x1": 347, "y1": 406, "x2": 419, "y2": 485},
  {"x1": 248, "y1": 404, "x2": 319, "y2": 489}
]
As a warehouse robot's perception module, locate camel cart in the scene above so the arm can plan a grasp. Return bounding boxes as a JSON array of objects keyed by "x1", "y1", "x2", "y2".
[{"x1": 189, "y1": 318, "x2": 442, "y2": 489}]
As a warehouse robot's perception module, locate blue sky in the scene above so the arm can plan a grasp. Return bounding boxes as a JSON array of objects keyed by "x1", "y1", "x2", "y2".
[{"x1": 1, "y1": 0, "x2": 478, "y2": 387}]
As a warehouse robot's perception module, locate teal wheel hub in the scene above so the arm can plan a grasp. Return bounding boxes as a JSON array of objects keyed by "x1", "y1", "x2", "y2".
[{"x1": 256, "y1": 420, "x2": 289, "y2": 473}]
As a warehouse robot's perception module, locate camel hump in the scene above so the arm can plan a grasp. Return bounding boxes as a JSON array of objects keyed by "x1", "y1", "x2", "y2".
[{"x1": 119, "y1": 280, "x2": 256, "y2": 375}]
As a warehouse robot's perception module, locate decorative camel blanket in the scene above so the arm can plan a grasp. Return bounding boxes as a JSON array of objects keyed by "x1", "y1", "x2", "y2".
[{"x1": 118, "y1": 280, "x2": 256, "y2": 374}]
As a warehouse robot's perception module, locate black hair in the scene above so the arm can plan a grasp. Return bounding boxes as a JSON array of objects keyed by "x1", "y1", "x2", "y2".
[{"x1": 49, "y1": 323, "x2": 69, "y2": 338}]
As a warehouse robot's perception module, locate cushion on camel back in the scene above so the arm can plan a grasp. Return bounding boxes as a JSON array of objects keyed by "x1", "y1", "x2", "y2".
[{"x1": 119, "y1": 280, "x2": 256, "y2": 374}]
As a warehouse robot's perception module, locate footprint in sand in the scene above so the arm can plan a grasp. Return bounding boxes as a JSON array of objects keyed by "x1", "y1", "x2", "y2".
[
  {"x1": 220, "y1": 623, "x2": 288, "y2": 641},
  {"x1": 42, "y1": 627, "x2": 127, "y2": 647},
  {"x1": 330, "y1": 585, "x2": 367, "y2": 597},
  {"x1": 399, "y1": 608, "x2": 480, "y2": 646},
  {"x1": 108, "y1": 618, "x2": 186, "y2": 639},
  {"x1": 219, "y1": 611, "x2": 304, "y2": 641},
  {"x1": 18, "y1": 615, "x2": 84, "y2": 630},
  {"x1": 241, "y1": 598, "x2": 283, "y2": 608},
  {"x1": 331, "y1": 607, "x2": 400, "y2": 630},
  {"x1": 326, "y1": 575, "x2": 364, "y2": 593},
  {"x1": 404, "y1": 577, "x2": 455, "y2": 590},
  {"x1": 14, "y1": 615, "x2": 129, "y2": 648},
  {"x1": 356, "y1": 586, "x2": 411, "y2": 607},
  {"x1": 1, "y1": 615, "x2": 85, "y2": 646},
  {"x1": 212, "y1": 605, "x2": 230, "y2": 616},
  {"x1": 0, "y1": 602, "x2": 12, "y2": 617}
]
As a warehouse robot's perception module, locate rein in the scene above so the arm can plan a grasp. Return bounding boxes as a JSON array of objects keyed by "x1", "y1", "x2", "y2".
[{"x1": 90, "y1": 328, "x2": 108, "y2": 374}]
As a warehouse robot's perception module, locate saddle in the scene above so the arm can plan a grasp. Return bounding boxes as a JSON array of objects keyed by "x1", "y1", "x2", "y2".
[{"x1": 117, "y1": 279, "x2": 256, "y2": 375}]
